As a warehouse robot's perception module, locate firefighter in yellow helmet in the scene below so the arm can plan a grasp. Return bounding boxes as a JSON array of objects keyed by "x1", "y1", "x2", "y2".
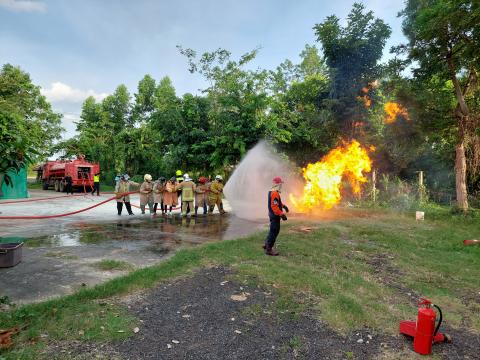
[{"x1": 208, "y1": 175, "x2": 226, "y2": 215}]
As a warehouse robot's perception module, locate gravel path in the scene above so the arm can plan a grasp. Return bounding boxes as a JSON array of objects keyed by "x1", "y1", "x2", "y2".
[{"x1": 52, "y1": 267, "x2": 479, "y2": 359}]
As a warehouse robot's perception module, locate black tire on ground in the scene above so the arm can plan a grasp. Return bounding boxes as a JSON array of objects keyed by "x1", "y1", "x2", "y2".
[
  {"x1": 42, "y1": 182, "x2": 49, "y2": 190},
  {"x1": 55, "y1": 180, "x2": 60, "y2": 192},
  {"x1": 59, "y1": 181, "x2": 65, "y2": 192}
]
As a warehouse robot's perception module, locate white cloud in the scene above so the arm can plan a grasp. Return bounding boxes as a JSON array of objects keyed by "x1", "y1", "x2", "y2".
[
  {"x1": 0, "y1": 0, "x2": 46, "y2": 13},
  {"x1": 41, "y1": 82, "x2": 108, "y2": 103}
]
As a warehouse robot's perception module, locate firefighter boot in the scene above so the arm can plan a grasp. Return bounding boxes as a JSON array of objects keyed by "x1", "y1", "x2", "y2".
[
  {"x1": 265, "y1": 247, "x2": 279, "y2": 256},
  {"x1": 140, "y1": 205, "x2": 146, "y2": 214},
  {"x1": 219, "y1": 202, "x2": 226, "y2": 215},
  {"x1": 194, "y1": 206, "x2": 198, "y2": 217}
]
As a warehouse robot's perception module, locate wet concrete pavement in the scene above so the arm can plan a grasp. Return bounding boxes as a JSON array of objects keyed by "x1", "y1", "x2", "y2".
[{"x1": 0, "y1": 190, "x2": 266, "y2": 304}]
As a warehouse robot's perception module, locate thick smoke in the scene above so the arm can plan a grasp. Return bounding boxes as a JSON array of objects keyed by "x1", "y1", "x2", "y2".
[{"x1": 224, "y1": 141, "x2": 303, "y2": 220}]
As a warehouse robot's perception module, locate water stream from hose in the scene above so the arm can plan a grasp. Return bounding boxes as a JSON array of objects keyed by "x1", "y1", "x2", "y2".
[{"x1": 224, "y1": 141, "x2": 303, "y2": 220}]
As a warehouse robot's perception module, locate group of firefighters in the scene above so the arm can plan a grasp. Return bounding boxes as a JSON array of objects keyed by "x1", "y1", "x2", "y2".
[
  {"x1": 114, "y1": 170, "x2": 225, "y2": 218},
  {"x1": 114, "y1": 170, "x2": 287, "y2": 256}
]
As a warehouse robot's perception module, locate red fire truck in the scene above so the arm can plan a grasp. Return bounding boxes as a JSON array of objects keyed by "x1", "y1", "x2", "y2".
[{"x1": 37, "y1": 157, "x2": 100, "y2": 192}]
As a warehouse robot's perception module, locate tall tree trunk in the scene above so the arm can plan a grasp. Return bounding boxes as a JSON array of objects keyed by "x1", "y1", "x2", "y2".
[
  {"x1": 447, "y1": 57, "x2": 470, "y2": 211},
  {"x1": 455, "y1": 140, "x2": 469, "y2": 211}
]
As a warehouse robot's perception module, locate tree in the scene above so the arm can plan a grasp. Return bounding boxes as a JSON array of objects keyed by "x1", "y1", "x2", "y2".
[
  {"x1": 266, "y1": 45, "x2": 336, "y2": 165},
  {"x1": 178, "y1": 47, "x2": 269, "y2": 173},
  {"x1": 132, "y1": 74, "x2": 156, "y2": 123},
  {"x1": 314, "y1": 3, "x2": 391, "y2": 137},
  {"x1": 399, "y1": 0, "x2": 480, "y2": 211},
  {"x1": 0, "y1": 64, "x2": 62, "y2": 190}
]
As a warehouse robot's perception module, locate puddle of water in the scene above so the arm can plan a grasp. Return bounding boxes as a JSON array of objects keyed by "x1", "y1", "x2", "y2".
[{"x1": 2, "y1": 215, "x2": 264, "y2": 254}]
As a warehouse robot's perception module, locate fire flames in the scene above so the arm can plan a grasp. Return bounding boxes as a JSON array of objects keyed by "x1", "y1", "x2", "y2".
[
  {"x1": 290, "y1": 140, "x2": 373, "y2": 211},
  {"x1": 384, "y1": 101, "x2": 410, "y2": 124},
  {"x1": 357, "y1": 87, "x2": 372, "y2": 108}
]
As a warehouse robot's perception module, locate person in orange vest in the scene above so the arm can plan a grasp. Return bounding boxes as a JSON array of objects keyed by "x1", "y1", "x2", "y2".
[
  {"x1": 264, "y1": 176, "x2": 289, "y2": 256},
  {"x1": 163, "y1": 177, "x2": 179, "y2": 216}
]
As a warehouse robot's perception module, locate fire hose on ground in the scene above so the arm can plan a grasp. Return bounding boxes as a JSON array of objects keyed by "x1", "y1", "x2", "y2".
[
  {"x1": 0, "y1": 193, "x2": 88, "y2": 205},
  {"x1": 0, "y1": 192, "x2": 180, "y2": 220}
]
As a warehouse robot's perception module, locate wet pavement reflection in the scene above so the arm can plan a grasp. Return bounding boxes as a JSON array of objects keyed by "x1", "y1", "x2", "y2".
[{"x1": 0, "y1": 214, "x2": 265, "y2": 303}]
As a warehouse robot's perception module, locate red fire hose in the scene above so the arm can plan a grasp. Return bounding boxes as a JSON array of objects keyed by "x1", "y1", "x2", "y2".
[
  {"x1": 0, "y1": 194, "x2": 87, "y2": 205},
  {"x1": 0, "y1": 192, "x2": 181, "y2": 220},
  {"x1": 0, "y1": 192, "x2": 139, "y2": 220}
]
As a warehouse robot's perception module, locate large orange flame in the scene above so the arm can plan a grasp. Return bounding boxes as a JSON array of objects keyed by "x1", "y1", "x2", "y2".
[
  {"x1": 290, "y1": 140, "x2": 373, "y2": 211},
  {"x1": 384, "y1": 101, "x2": 410, "y2": 124}
]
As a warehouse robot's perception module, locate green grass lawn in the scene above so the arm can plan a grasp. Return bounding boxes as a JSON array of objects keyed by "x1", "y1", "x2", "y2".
[
  {"x1": 1, "y1": 206, "x2": 479, "y2": 359},
  {"x1": 92, "y1": 259, "x2": 134, "y2": 271}
]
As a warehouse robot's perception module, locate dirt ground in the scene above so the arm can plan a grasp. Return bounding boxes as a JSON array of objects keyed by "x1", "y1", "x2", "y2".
[{"x1": 45, "y1": 267, "x2": 480, "y2": 360}]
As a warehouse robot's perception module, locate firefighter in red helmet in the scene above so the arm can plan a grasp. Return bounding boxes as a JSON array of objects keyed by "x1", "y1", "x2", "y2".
[{"x1": 264, "y1": 176, "x2": 289, "y2": 256}]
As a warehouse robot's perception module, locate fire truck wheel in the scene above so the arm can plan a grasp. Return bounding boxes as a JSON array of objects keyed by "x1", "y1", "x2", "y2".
[{"x1": 42, "y1": 182, "x2": 49, "y2": 190}]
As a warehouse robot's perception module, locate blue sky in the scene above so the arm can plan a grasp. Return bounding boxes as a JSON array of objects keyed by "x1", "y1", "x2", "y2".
[{"x1": 0, "y1": 0, "x2": 407, "y2": 137}]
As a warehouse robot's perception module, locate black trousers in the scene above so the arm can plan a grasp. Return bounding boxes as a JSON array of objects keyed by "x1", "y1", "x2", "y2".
[
  {"x1": 265, "y1": 216, "x2": 281, "y2": 248},
  {"x1": 117, "y1": 201, "x2": 133, "y2": 215},
  {"x1": 92, "y1": 182, "x2": 100, "y2": 195},
  {"x1": 65, "y1": 183, "x2": 73, "y2": 194}
]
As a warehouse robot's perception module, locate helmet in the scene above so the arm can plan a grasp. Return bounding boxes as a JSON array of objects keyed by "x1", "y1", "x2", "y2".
[
  {"x1": 215, "y1": 175, "x2": 223, "y2": 181},
  {"x1": 198, "y1": 176, "x2": 207, "y2": 184},
  {"x1": 144, "y1": 174, "x2": 152, "y2": 181},
  {"x1": 183, "y1": 173, "x2": 192, "y2": 181},
  {"x1": 176, "y1": 170, "x2": 183, "y2": 176},
  {"x1": 272, "y1": 176, "x2": 283, "y2": 184},
  {"x1": 170, "y1": 176, "x2": 176, "y2": 182},
  {"x1": 123, "y1": 174, "x2": 130, "y2": 180},
  {"x1": 158, "y1": 176, "x2": 166, "y2": 182}
]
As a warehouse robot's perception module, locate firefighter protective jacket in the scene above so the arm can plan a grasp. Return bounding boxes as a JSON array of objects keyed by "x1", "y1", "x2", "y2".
[{"x1": 268, "y1": 190, "x2": 284, "y2": 218}]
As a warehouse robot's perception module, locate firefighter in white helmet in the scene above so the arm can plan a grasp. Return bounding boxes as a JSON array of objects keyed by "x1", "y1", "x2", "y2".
[{"x1": 139, "y1": 174, "x2": 155, "y2": 214}]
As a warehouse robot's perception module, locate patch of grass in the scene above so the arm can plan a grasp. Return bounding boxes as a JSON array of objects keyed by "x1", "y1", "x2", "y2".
[
  {"x1": 0, "y1": 301, "x2": 136, "y2": 360},
  {"x1": 79, "y1": 232, "x2": 106, "y2": 244},
  {"x1": 288, "y1": 335, "x2": 301, "y2": 349},
  {"x1": 1, "y1": 207, "x2": 480, "y2": 358},
  {"x1": 92, "y1": 259, "x2": 134, "y2": 271},
  {"x1": 27, "y1": 182, "x2": 43, "y2": 190}
]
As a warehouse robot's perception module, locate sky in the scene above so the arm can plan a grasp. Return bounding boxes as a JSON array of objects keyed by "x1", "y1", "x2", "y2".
[{"x1": 0, "y1": 0, "x2": 407, "y2": 138}]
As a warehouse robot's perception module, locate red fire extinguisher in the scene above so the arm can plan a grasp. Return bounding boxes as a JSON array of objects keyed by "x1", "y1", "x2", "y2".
[{"x1": 400, "y1": 298, "x2": 450, "y2": 355}]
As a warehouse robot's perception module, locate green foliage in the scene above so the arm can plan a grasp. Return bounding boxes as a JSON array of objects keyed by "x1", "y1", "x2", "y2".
[
  {"x1": 314, "y1": 2, "x2": 391, "y2": 134},
  {"x1": 0, "y1": 64, "x2": 62, "y2": 189}
]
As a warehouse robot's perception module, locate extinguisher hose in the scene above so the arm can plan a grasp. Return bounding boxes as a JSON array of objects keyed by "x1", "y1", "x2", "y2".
[{"x1": 433, "y1": 304, "x2": 443, "y2": 337}]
